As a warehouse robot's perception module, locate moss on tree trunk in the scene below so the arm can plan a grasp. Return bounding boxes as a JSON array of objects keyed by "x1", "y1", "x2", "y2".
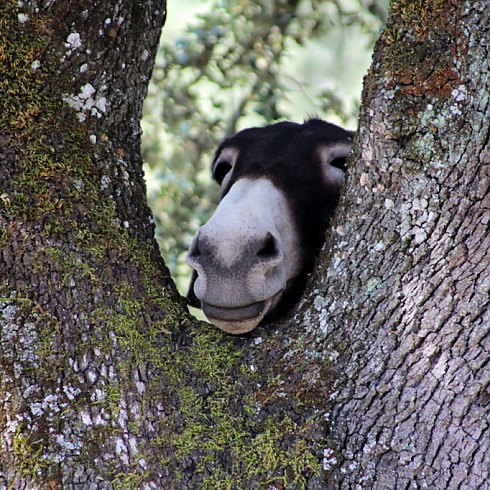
[{"x1": 1, "y1": 0, "x2": 488, "y2": 488}]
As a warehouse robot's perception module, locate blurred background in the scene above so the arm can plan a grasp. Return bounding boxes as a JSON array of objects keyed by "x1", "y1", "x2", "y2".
[{"x1": 142, "y1": 0, "x2": 389, "y2": 294}]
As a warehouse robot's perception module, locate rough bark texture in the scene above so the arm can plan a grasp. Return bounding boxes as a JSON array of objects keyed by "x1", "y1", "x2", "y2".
[
  {"x1": 1, "y1": 2, "x2": 327, "y2": 488},
  {"x1": 296, "y1": 1, "x2": 490, "y2": 487},
  {"x1": 0, "y1": 0, "x2": 186, "y2": 487},
  {"x1": 0, "y1": 0, "x2": 488, "y2": 489}
]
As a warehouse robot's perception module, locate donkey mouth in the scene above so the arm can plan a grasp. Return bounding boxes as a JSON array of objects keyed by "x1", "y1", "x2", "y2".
[
  {"x1": 203, "y1": 300, "x2": 266, "y2": 322},
  {"x1": 201, "y1": 290, "x2": 284, "y2": 335},
  {"x1": 202, "y1": 298, "x2": 273, "y2": 335}
]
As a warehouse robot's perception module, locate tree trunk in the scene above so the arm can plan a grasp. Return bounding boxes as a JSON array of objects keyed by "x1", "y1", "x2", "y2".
[
  {"x1": 296, "y1": 1, "x2": 490, "y2": 487},
  {"x1": 0, "y1": 1, "x2": 488, "y2": 489}
]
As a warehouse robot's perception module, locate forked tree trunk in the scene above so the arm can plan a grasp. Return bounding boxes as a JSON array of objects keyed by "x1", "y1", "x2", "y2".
[{"x1": 0, "y1": 1, "x2": 488, "y2": 489}]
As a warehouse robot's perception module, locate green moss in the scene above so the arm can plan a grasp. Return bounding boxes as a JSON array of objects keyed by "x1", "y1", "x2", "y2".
[
  {"x1": 100, "y1": 383, "x2": 123, "y2": 409},
  {"x1": 196, "y1": 415, "x2": 322, "y2": 489},
  {"x1": 111, "y1": 471, "x2": 150, "y2": 489},
  {"x1": 66, "y1": 282, "x2": 324, "y2": 487},
  {"x1": 1, "y1": 2, "x2": 325, "y2": 487},
  {"x1": 185, "y1": 328, "x2": 243, "y2": 381},
  {"x1": 2, "y1": 274, "x2": 324, "y2": 487},
  {"x1": 0, "y1": 1, "x2": 129, "y2": 246},
  {"x1": 157, "y1": 333, "x2": 323, "y2": 488},
  {"x1": 390, "y1": 0, "x2": 447, "y2": 39},
  {"x1": 99, "y1": 293, "x2": 324, "y2": 487},
  {"x1": 380, "y1": 0, "x2": 458, "y2": 82},
  {"x1": 1, "y1": 55, "x2": 95, "y2": 224},
  {"x1": 13, "y1": 426, "x2": 52, "y2": 478}
]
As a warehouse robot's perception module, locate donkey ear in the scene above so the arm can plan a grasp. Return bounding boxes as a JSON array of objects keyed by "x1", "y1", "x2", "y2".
[
  {"x1": 186, "y1": 269, "x2": 201, "y2": 308},
  {"x1": 317, "y1": 136, "x2": 354, "y2": 188}
]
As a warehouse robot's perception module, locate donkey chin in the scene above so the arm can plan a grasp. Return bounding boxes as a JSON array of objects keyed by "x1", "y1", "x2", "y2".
[{"x1": 201, "y1": 290, "x2": 284, "y2": 334}]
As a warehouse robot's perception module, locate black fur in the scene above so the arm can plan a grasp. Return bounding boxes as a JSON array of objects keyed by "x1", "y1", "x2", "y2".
[{"x1": 189, "y1": 119, "x2": 353, "y2": 321}]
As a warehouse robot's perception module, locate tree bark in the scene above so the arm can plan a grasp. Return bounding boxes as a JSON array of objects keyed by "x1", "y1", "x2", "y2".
[
  {"x1": 296, "y1": 1, "x2": 490, "y2": 487},
  {"x1": 0, "y1": 0, "x2": 488, "y2": 489}
]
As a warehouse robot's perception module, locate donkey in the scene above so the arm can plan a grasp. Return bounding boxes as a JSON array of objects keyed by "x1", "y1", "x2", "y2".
[{"x1": 186, "y1": 119, "x2": 354, "y2": 334}]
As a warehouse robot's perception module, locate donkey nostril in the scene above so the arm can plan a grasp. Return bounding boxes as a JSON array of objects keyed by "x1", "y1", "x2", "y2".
[
  {"x1": 331, "y1": 156, "x2": 347, "y2": 172},
  {"x1": 189, "y1": 236, "x2": 202, "y2": 258},
  {"x1": 257, "y1": 233, "x2": 278, "y2": 259}
]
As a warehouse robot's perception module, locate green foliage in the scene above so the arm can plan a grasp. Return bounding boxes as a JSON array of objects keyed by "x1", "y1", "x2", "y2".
[{"x1": 142, "y1": 0, "x2": 388, "y2": 291}]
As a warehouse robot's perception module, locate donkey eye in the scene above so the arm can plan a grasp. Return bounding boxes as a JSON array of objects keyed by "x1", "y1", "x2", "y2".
[{"x1": 213, "y1": 161, "x2": 232, "y2": 185}]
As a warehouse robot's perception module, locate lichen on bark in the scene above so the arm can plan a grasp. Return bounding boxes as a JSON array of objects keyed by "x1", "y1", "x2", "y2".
[
  {"x1": 296, "y1": 1, "x2": 490, "y2": 487},
  {"x1": 2, "y1": 0, "x2": 489, "y2": 488},
  {"x1": 1, "y1": 1, "x2": 329, "y2": 487}
]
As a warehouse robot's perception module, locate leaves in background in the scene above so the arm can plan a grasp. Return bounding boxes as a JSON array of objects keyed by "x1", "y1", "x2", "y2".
[{"x1": 142, "y1": 0, "x2": 388, "y2": 292}]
